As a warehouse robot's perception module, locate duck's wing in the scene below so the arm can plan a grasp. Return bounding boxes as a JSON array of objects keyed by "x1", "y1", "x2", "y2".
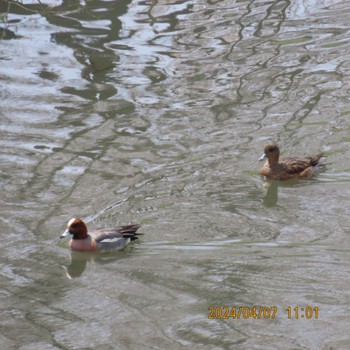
[
  {"x1": 281, "y1": 154, "x2": 323, "y2": 174},
  {"x1": 93, "y1": 224, "x2": 142, "y2": 242},
  {"x1": 95, "y1": 234, "x2": 130, "y2": 251}
]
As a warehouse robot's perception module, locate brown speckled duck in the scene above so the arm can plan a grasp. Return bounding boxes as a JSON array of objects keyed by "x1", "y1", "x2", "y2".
[{"x1": 259, "y1": 144, "x2": 324, "y2": 180}]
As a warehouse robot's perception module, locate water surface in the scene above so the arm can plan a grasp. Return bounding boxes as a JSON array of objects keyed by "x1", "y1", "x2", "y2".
[{"x1": 1, "y1": 0, "x2": 350, "y2": 349}]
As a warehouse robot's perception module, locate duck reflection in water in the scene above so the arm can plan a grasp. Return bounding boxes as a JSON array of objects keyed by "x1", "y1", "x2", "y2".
[
  {"x1": 62, "y1": 245, "x2": 134, "y2": 279},
  {"x1": 261, "y1": 179, "x2": 303, "y2": 207},
  {"x1": 262, "y1": 180, "x2": 279, "y2": 208}
]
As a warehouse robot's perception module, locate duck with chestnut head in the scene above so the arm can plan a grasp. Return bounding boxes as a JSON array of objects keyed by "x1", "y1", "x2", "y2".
[{"x1": 60, "y1": 218, "x2": 142, "y2": 252}]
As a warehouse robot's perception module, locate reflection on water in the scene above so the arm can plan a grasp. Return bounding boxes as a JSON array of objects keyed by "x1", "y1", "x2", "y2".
[
  {"x1": 62, "y1": 252, "x2": 88, "y2": 278},
  {"x1": 1, "y1": 0, "x2": 350, "y2": 349},
  {"x1": 62, "y1": 245, "x2": 134, "y2": 279},
  {"x1": 263, "y1": 180, "x2": 279, "y2": 207},
  {"x1": 261, "y1": 176, "x2": 325, "y2": 208}
]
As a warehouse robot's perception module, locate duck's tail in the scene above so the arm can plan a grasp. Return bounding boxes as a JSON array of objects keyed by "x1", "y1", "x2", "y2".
[
  {"x1": 310, "y1": 153, "x2": 324, "y2": 166},
  {"x1": 311, "y1": 153, "x2": 328, "y2": 170},
  {"x1": 119, "y1": 224, "x2": 143, "y2": 241}
]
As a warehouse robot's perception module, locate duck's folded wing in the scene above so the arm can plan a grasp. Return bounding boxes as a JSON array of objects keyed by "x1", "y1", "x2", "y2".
[
  {"x1": 282, "y1": 156, "x2": 321, "y2": 174},
  {"x1": 96, "y1": 235, "x2": 130, "y2": 250},
  {"x1": 93, "y1": 224, "x2": 143, "y2": 241},
  {"x1": 94, "y1": 232, "x2": 123, "y2": 242}
]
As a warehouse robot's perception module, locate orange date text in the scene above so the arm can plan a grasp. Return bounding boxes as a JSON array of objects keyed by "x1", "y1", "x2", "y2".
[{"x1": 208, "y1": 306, "x2": 278, "y2": 319}]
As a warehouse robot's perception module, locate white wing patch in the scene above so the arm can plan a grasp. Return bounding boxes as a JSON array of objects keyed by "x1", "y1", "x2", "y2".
[{"x1": 100, "y1": 237, "x2": 120, "y2": 243}]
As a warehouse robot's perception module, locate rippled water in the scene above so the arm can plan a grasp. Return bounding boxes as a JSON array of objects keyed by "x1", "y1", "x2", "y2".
[{"x1": 1, "y1": 0, "x2": 350, "y2": 349}]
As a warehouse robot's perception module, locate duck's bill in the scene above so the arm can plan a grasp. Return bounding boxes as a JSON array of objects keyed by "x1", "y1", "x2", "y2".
[
  {"x1": 259, "y1": 153, "x2": 267, "y2": 161},
  {"x1": 60, "y1": 229, "x2": 72, "y2": 239}
]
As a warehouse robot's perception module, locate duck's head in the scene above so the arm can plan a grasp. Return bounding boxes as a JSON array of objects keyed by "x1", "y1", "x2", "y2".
[
  {"x1": 259, "y1": 143, "x2": 280, "y2": 163},
  {"x1": 60, "y1": 218, "x2": 88, "y2": 240}
]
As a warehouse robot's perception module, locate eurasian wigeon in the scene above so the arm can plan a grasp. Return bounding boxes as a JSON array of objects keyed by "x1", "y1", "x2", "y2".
[
  {"x1": 60, "y1": 218, "x2": 142, "y2": 252},
  {"x1": 259, "y1": 143, "x2": 324, "y2": 180}
]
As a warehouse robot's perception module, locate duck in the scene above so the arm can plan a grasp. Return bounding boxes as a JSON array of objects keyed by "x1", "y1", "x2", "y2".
[
  {"x1": 60, "y1": 218, "x2": 142, "y2": 252},
  {"x1": 259, "y1": 143, "x2": 324, "y2": 180}
]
